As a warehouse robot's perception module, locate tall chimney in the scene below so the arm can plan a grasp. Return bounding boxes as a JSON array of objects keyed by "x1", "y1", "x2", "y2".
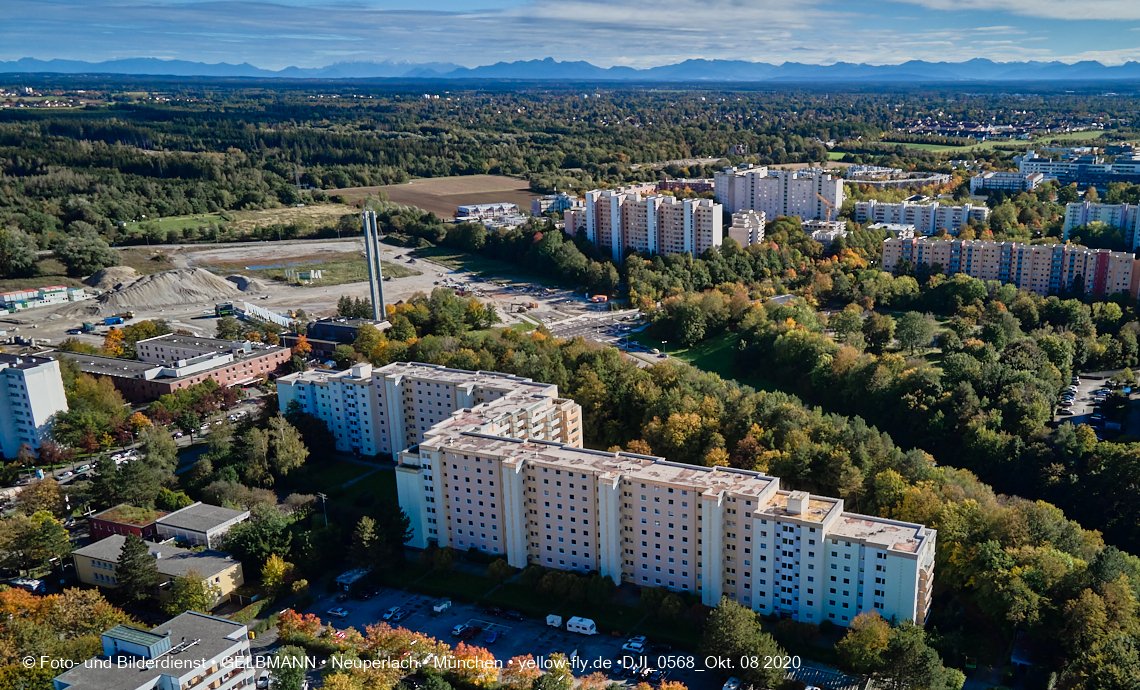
[{"x1": 360, "y1": 210, "x2": 386, "y2": 320}]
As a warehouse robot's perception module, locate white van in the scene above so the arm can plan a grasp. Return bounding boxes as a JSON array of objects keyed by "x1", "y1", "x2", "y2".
[
  {"x1": 546, "y1": 614, "x2": 563, "y2": 628},
  {"x1": 565, "y1": 617, "x2": 597, "y2": 635}
]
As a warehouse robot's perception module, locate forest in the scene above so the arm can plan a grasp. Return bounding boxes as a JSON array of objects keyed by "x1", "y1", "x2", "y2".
[{"x1": 2, "y1": 80, "x2": 1136, "y2": 279}]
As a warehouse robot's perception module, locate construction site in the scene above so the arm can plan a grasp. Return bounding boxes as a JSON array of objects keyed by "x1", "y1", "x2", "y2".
[{"x1": 8, "y1": 229, "x2": 602, "y2": 350}]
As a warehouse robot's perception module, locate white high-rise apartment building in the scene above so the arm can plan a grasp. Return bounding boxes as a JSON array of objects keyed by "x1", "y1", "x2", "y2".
[
  {"x1": 714, "y1": 166, "x2": 844, "y2": 222},
  {"x1": 727, "y1": 210, "x2": 766, "y2": 246},
  {"x1": 276, "y1": 362, "x2": 583, "y2": 458},
  {"x1": 0, "y1": 354, "x2": 67, "y2": 458},
  {"x1": 1063, "y1": 202, "x2": 1140, "y2": 249},
  {"x1": 395, "y1": 367, "x2": 936, "y2": 628},
  {"x1": 582, "y1": 187, "x2": 723, "y2": 261},
  {"x1": 854, "y1": 199, "x2": 990, "y2": 236}
]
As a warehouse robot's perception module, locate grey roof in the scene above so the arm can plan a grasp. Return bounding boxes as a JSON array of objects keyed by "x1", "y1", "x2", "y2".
[
  {"x1": 0, "y1": 353, "x2": 55, "y2": 370},
  {"x1": 103, "y1": 624, "x2": 168, "y2": 648},
  {"x1": 58, "y1": 352, "x2": 158, "y2": 378},
  {"x1": 52, "y1": 612, "x2": 248, "y2": 690},
  {"x1": 73, "y1": 535, "x2": 239, "y2": 579},
  {"x1": 157, "y1": 502, "x2": 249, "y2": 534}
]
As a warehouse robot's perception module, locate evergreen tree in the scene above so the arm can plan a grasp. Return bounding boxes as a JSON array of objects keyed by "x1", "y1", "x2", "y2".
[{"x1": 117, "y1": 534, "x2": 160, "y2": 603}]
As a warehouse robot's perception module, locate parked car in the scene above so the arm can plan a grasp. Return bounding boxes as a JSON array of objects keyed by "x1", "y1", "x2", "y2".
[
  {"x1": 503, "y1": 610, "x2": 525, "y2": 621},
  {"x1": 622, "y1": 636, "x2": 647, "y2": 653},
  {"x1": 392, "y1": 611, "x2": 409, "y2": 622},
  {"x1": 485, "y1": 606, "x2": 502, "y2": 616},
  {"x1": 485, "y1": 630, "x2": 502, "y2": 644},
  {"x1": 460, "y1": 626, "x2": 482, "y2": 640},
  {"x1": 451, "y1": 624, "x2": 469, "y2": 636},
  {"x1": 1059, "y1": 409, "x2": 1074, "y2": 415},
  {"x1": 77, "y1": 465, "x2": 91, "y2": 473},
  {"x1": 59, "y1": 471, "x2": 73, "y2": 478},
  {"x1": 355, "y1": 591, "x2": 375, "y2": 601},
  {"x1": 722, "y1": 679, "x2": 741, "y2": 690},
  {"x1": 326, "y1": 607, "x2": 349, "y2": 619},
  {"x1": 382, "y1": 606, "x2": 400, "y2": 620}
]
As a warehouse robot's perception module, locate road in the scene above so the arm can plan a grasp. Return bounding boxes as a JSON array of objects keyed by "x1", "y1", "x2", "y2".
[{"x1": 546, "y1": 310, "x2": 667, "y2": 369}]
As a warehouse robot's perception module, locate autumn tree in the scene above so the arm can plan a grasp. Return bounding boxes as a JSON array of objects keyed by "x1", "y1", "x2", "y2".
[
  {"x1": 262, "y1": 554, "x2": 294, "y2": 597},
  {"x1": 836, "y1": 611, "x2": 891, "y2": 674},
  {"x1": 501, "y1": 655, "x2": 542, "y2": 690},
  {"x1": 163, "y1": 568, "x2": 221, "y2": 615}
]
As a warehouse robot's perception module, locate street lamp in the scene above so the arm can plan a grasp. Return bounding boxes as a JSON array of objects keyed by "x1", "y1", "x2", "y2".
[{"x1": 317, "y1": 493, "x2": 328, "y2": 527}]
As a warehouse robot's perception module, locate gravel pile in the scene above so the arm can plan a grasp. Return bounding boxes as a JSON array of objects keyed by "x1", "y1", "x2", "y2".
[
  {"x1": 65, "y1": 267, "x2": 241, "y2": 316},
  {"x1": 226, "y1": 275, "x2": 273, "y2": 293},
  {"x1": 84, "y1": 266, "x2": 141, "y2": 291}
]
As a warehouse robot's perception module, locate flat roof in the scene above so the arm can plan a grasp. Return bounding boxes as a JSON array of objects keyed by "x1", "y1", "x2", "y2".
[
  {"x1": 103, "y1": 624, "x2": 167, "y2": 647},
  {"x1": 73, "y1": 535, "x2": 239, "y2": 579},
  {"x1": 278, "y1": 361, "x2": 557, "y2": 397},
  {"x1": 0, "y1": 353, "x2": 56, "y2": 370},
  {"x1": 829, "y1": 515, "x2": 934, "y2": 553},
  {"x1": 157, "y1": 502, "x2": 248, "y2": 534},
  {"x1": 136, "y1": 333, "x2": 241, "y2": 352},
  {"x1": 93, "y1": 504, "x2": 168, "y2": 526},
  {"x1": 53, "y1": 612, "x2": 247, "y2": 690},
  {"x1": 56, "y1": 352, "x2": 158, "y2": 378}
]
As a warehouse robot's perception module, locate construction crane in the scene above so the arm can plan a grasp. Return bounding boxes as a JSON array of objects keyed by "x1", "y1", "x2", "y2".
[{"x1": 816, "y1": 192, "x2": 836, "y2": 223}]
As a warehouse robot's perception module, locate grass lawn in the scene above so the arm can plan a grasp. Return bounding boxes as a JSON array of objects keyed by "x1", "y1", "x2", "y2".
[
  {"x1": 413, "y1": 571, "x2": 497, "y2": 602},
  {"x1": 554, "y1": 600, "x2": 643, "y2": 636},
  {"x1": 381, "y1": 562, "x2": 432, "y2": 588},
  {"x1": 482, "y1": 582, "x2": 555, "y2": 617},
  {"x1": 629, "y1": 331, "x2": 789, "y2": 394},
  {"x1": 280, "y1": 459, "x2": 373, "y2": 496},
  {"x1": 1038, "y1": 130, "x2": 1107, "y2": 142},
  {"x1": 633, "y1": 616, "x2": 703, "y2": 649},
  {"x1": 827, "y1": 151, "x2": 848, "y2": 160},
  {"x1": 338, "y1": 468, "x2": 398, "y2": 506},
  {"x1": 412, "y1": 247, "x2": 566, "y2": 286},
  {"x1": 122, "y1": 213, "x2": 225, "y2": 234}
]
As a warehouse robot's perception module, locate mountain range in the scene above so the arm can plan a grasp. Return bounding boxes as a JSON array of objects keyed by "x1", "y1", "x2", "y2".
[{"x1": 5, "y1": 56, "x2": 1140, "y2": 82}]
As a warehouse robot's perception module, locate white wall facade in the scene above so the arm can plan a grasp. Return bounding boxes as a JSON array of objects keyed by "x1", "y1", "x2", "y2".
[{"x1": 0, "y1": 356, "x2": 68, "y2": 459}]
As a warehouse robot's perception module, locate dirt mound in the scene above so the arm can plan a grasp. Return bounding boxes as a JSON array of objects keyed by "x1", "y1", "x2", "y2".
[
  {"x1": 84, "y1": 266, "x2": 140, "y2": 291},
  {"x1": 64, "y1": 268, "x2": 240, "y2": 316},
  {"x1": 226, "y1": 275, "x2": 272, "y2": 293}
]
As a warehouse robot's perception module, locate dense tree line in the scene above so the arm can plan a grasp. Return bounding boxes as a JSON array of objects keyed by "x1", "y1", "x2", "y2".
[{"x1": 331, "y1": 312, "x2": 1140, "y2": 686}]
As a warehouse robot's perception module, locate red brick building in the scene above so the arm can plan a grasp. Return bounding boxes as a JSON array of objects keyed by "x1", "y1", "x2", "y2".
[{"x1": 89, "y1": 504, "x2": 168, "y2": 543}]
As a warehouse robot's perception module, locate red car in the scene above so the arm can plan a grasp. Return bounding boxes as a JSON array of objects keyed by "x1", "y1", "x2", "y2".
[{"x1": 460, "y1": 626, "x2": 483, "y2": 640}]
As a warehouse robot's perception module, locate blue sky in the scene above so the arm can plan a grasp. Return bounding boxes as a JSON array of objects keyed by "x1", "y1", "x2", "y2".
[{"x1": 3, "y1": 0, "x2": 1140, "y2": 69}]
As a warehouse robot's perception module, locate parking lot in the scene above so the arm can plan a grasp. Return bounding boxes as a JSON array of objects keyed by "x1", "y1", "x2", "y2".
[
  {"x1": 306, "y1": 588, "x2": 720, "y2": 690},
  {"x1": 1054, "y1": 374, "x2": 1132, "y2": 438}
]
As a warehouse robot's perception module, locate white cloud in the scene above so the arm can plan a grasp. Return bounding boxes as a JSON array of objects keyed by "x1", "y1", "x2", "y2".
[
  {"x1": 0, "y1": 0, "x2": 1130, "y2": 69},
  {"x1": 893, "y1": 0, "x2": 1140, "y2": 21}
]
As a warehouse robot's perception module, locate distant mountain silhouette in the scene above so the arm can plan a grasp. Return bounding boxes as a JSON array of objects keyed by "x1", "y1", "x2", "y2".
[{"x1": 5, "y1": 56, "x2": 1140, "y2": 81}]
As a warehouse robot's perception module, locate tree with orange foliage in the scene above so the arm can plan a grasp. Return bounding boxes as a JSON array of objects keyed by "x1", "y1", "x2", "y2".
[
  {"x1": 292, "y1": 334, "x2": 312, "y2": 357},
  {"x1": 578, "y1": 672, "x2": 610, "y2": 690},
  {"x1": 277, "y1": 608, "x2": 323, "y2": 640},
  {"x1": 501, "y1": 655, "x2": 543, "y2": 690},
  {"x1": 103, "y1": 328, "x2": 125, "y2": 357},
  {"x1": 128, "y1": 411, "x2": 152, "y2": 434},
  {"x1": 659, "y1": 682, "x2": 689, "y2": 690},
  {"x1": 449, "y1": 642, "x2": 499, "y2": 687}
]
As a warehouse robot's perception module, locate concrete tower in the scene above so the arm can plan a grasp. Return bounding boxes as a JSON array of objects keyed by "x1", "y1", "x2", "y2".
[{"x1": 361, "y1": 210, "x2": 386, "y2": 320}]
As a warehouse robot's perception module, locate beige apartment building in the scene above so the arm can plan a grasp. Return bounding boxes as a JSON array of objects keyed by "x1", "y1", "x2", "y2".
[
  {"x1": 714, "y1": 166, "x2": 844, "y2": 222},
  {"x1": 395, "y1": 368, "x2": 936, "y2": 628},
  {"x1": 278, "y1": 362, "x2": 582, "y2": 458},
  {"x1": 582, "y1": 187, "x2": 723, "y2": 261},
  {"x1": 882, "y1": 237, "x2": 1140, "y2": 298}
]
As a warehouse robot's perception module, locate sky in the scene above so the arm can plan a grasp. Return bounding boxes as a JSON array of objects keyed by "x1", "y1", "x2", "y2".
[{"x1": 3, "y1": 0, "x2": 1140, "y2": 69}]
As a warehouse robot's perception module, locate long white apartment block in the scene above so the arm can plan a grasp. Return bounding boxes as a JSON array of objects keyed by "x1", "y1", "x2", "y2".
[
  {"x1": 276, "y1": 362, "x2": 582, "y2": 458},
  {"x1": 582, "y1": 187, "x2": 723, "y2": 261},
  {"x1": 0, "y1": 354, "x2": 68, "y2": 458},
  {"x1": 854, "y1": 199, "x2": 990, "y2": 236},
  {"x1": 714, "y1": 166, "x2": 844, "y2": 222},
  {"x1": 394, "y1": 368, "x2": 936, "y2": 628},
  {"x1": 1063, "y1": 201, "x2": 1140, "y2": 249}
]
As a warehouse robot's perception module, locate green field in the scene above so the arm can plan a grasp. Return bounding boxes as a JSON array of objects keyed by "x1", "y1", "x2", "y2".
[
  {"x1": 1038, "y1": 130, "x2": 1107, "y2": 142},
  {"x1": 629, "y1": 331, "x2": 789, "y2": 393},
  {"x1": 202, "y1": 253, "x2": 419, "y2": 288},
  {"x1": 827, "y1": 151, "x2": 847, "y2": 160},
  {"x1": 122, "y1": 213, "x2": 226, "y2": 234},
  {"x1": 412, "y1": 247, "x2": 566, "y2": 286}
]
